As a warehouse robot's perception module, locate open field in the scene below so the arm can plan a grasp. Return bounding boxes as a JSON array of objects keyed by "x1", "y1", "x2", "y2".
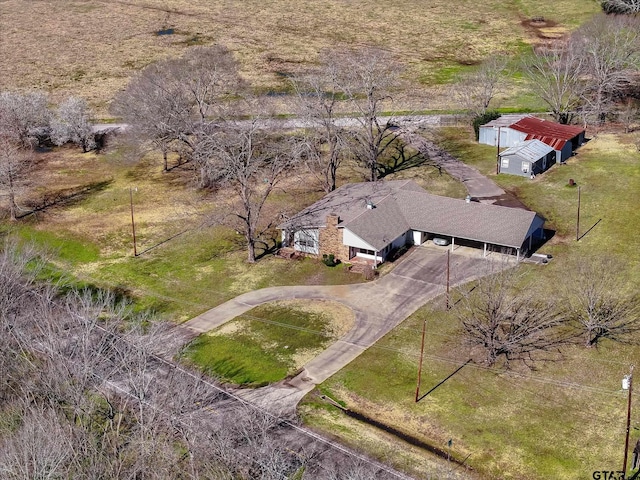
[
  {"x1": 0, "y1": 0, "x2": 599, "y2": 115},
  {"x1": 0, "y1": 143, "x2": 461, "y2": 321},
  {"x1": 300, "y1": 129, "x2": 640, "y2": 479}
]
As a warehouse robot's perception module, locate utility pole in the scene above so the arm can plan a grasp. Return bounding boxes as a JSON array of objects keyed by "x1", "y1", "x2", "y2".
[
  {"x1": 415, "y1": 318, "x2": 427, "y2": 402},
  {"x1": 130, "y1": 187, "x2": 137, "y2": 257},
  {"x1": 623, "y1": 365, "x2": 634, "y2": 479},
  {"x1": 446, "y1": 249, "x2": 451, "y2": 310},
  {"x1": 496, "y1": 127, "x2": 501, "y2": 175},
  {"x1": 576, "y1": 185, "x2": 581, "y2": 242}
]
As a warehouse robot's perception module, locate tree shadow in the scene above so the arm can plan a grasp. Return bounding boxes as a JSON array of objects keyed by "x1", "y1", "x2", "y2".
[
  {"x1": 376, "y1": 139, "x2": 436, "y2": 179},
  {"x1": 17, "y1": 179, "x2": 113, "y2": 219},
  {"x1": 255, "y1": 237, "x2": 280, "y2": 261}
]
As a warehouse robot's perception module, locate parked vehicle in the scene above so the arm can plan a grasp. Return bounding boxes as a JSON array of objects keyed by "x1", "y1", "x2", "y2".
[{"x1": 432, "y1": 237, "x2": 450, "y2": 246}]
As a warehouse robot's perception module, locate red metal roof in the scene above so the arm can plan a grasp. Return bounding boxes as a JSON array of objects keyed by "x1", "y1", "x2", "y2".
[
  {"x1": 510, "y1": 117, "x2": 584, "y2": 141},
  {"x1": 524, "y1": 133, "x2": 567, "y2": 151}
]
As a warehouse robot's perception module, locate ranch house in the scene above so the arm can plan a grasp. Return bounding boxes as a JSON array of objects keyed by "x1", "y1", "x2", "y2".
[{"x1": 278, "y1": 180, "x2": 545, "y2": 265}]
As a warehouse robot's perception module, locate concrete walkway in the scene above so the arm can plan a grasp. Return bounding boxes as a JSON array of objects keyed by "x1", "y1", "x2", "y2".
[
  {"x1": 171, "y1": 246, "x2": 493, "y2": 412},
  {"x1": 399, "y1": 131, "x2": 505, "y2": 199},
  {"x1": 398, "y1": 129, "x2": 533, "y2": 210}
]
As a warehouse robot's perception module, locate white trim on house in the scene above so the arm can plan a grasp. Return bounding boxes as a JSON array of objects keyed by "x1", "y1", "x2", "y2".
[
  {"x1": 412, "y1": 230, "x2": 426, "y2": 246},
  {"x1": 342, "y1": 228, "x2": 377, "y2": 252},
  {"x1": 293, "y1": 229, "x2": 319, "y2": 255}
]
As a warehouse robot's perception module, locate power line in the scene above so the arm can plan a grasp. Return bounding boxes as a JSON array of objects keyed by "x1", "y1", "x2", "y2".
[{"x1": 6, "y1": 282, "x2": 413, "y2": 479}]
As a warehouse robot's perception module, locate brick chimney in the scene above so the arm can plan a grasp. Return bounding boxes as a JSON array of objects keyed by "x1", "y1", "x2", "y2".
[{"x1": 319, "y1": 213, "x2": 349, "y2": 261}]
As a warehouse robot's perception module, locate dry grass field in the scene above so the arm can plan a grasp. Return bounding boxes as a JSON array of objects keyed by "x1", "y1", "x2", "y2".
[{"x1": 0, "y1": 0, "x2": 599, "y2": 115}]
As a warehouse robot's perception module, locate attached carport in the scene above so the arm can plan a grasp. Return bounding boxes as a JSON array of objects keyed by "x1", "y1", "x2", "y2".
[{"x1": 403, "y1": 193, "x2": 546, "y2": 261}]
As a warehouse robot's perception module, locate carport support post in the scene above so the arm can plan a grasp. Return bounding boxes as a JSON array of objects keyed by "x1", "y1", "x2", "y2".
[
  {"x1": 483, "y1": 243, "x2": 487, "y2": 258},
  {"x1": 415, "y1": 318, "x2": 427, "y2": 402},
  {"x1": 496, "y1": 127, "x2": 501, "y2": 174}
]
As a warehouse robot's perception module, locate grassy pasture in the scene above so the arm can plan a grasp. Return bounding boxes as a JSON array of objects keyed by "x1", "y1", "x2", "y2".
[
  {"x1": 300, "y1": 129, "x2": 640, "y2": 479},
  {"x1": 0, "y1": 0, "x2": 599, "y2": 114},
  {"x1": 183, "y1": 300, "x2": 355, "y2": 386},
  {"x1": 0, "y1": 143, "x2": 460, "y2": 320}
]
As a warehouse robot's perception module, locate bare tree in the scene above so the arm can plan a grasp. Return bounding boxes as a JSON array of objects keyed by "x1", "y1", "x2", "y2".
[
  {"x1": 563, "y1": 256, "x2": 640, "y2": 347},
  {"x1": 112, "y1": 59, "x2": 192, "y2": 171},
  {"x1": 456, "y1": 266, "x2": 567, "y2": 368},
  {"x1": 0, "y1": 137, "x2": 32, "y2": 220},
  {"x1": 0, "y1": 405, "x2": 78, "y2": 479},
  {"x1": 291, "y1": 69, "x2": 346, "y2": 192},
  {"x1": 601, "y1": 0, "x2": 640, "y2": 14},
  {"x1": 202, "y1": 114, "x2": 298, "y2": 263},
  {"x1": 575, "y1": 14, "x2": 640, "y2": 126},
  {"x1": 50, "y1": 96, "x2": 96, "y2": 152},
  {"x1": 454, "y1": 55, "x2": 508, "y2": 118},
  {"x1": 0, "y1": 91, "x2": 50, "y2": 148},
  {"x1": 112, "y1": 45, "x2": 241, "y2": 172},
  {"x1": 327, "y1": 47, "x2": 402, "y2": 182},
  {"x1": 522, "y1": 40, "x2": 585, "y2": 124},
  {"x1": 618, "y1": 98, "x2": 639, "y2": 133}
]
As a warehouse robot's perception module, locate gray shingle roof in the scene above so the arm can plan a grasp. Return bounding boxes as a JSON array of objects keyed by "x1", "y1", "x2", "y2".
[
  {"x1": 279, "y1": 180, "x2": 542, "y2": 250},
  {"x1": 278, "y1": 180, "x2": 415, "y2": 230},
  {"x1": 481, "y1": 114, "x2": 532, "y2": 128}
]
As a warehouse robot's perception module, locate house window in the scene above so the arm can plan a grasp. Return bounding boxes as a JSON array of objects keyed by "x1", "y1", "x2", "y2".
[
  {"x1": 293, "y1": 229, "x2": 319, "y2": 254},
  {"x1": 298, "y1": 238, "x2": 314, "y2": 248},
  {"x1": 521, "y1": 161, "x2": 529, "y2": 173},
  {"x1": 501, "y1": 158, "x2": 509, "y2": 169},
  {"x1": 542, "y1": 156, "x2": 547, "y2": 170}
]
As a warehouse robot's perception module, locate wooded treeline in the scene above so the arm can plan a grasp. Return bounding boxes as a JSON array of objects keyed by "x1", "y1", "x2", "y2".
[
  {"x1": 455, "y1": 14, "x2": 640, "y2": 127},
  {"x1": 0, "y1": 241, "x2": 395, "y2": 479},
  {"x1": 455, "y1": 256, "x2": 640, "y2": 368}
]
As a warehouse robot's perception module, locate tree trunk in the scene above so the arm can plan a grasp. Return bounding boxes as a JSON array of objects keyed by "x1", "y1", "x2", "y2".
[
  {"x1": 247, "y1": 237, "x2": 256, "y2": 263},
  {"x1": 8, "y1": 173, "x2": 17, "y2": 221},
  {"x1": 9, "y1": 193, "x2": 17, "y2": 221}
]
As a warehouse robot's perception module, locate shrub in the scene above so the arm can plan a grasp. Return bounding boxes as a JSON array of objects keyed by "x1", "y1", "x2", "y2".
[
  {"x1": 601, "y1": 0, "x2": 640, "y2": 14},
  {"x1": 472, "y1": 110, "x2": 501, "y2": 140},
  {"x1": 322, "y1": 253, "x2": 337, "y2": 267}
]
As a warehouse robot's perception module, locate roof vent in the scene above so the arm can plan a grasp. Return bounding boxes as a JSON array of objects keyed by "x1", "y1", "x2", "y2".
[
  {"x1": 465, "y1": 195, "x2": 472, "y2": 203},
  {"x1": 366, "y1": 199, "x2": 375, "y2": 210}
]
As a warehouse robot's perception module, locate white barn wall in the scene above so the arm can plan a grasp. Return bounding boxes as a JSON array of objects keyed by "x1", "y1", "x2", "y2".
[{"x1": 479, "y1": 126, "x2": 527, "y2": 147}]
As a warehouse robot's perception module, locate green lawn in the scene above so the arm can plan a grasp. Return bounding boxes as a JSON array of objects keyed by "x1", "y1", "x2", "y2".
[{"x1": 183, "y1": 302, "x2": 347, "y2": 386}]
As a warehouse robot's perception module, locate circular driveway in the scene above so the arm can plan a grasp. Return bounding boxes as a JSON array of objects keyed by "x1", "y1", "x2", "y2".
[{"x1": 177, "y1": 246, "x2": 495, "y2": 411}]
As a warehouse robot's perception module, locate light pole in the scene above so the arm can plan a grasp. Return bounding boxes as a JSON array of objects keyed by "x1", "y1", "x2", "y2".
[
  {"x1": 415, "y1": 317, "x2": 427, "y2": 402},
  {"x1": 576, "y1": 186, "x2": 581, "y2": 242},
  {"x1": 130, "y1": 187, "x2": 138, "y2": 257},
  {"x1": 623, "y1": 365, "x2": 634, "y2": 479},
  {"x1": 496, "y1": 127, "x2": 502, "y2": 175}
]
